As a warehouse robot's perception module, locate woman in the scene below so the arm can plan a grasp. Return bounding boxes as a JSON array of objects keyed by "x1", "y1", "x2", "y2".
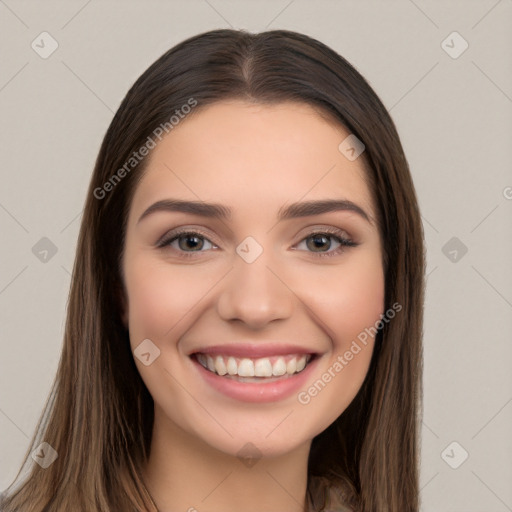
[{"x1": 1, "y1": 28, "x2": 425, "y2": 511}]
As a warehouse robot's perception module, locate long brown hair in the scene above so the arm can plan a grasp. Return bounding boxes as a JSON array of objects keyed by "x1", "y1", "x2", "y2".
[{"x1": 1, "y1": 29, "x2": 425, "y2": 512}]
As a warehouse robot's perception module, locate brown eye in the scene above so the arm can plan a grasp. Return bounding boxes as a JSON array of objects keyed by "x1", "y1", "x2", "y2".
[
  {"x1": 295, "y1": 230, "x2": 358, "y2": 257},
  {"x1": 177, "y1": 234, "x2": 205, "y2": 251},
  {"x1": 306, "y1": 234, "x2": 333, "y2": 252},
  {"x1": 158, "y1": 231, "x2": 216, "y2": 252}
]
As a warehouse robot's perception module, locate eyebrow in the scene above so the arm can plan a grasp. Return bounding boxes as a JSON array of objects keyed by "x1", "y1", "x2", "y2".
[{"x1": 137, "y1": 198, "x2": 372, "y2": 225}]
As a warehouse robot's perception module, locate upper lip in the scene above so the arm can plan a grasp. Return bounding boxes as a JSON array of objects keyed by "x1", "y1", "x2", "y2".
[{"x1": 189, "y1": 343, "x2": 318, "y2": 359}]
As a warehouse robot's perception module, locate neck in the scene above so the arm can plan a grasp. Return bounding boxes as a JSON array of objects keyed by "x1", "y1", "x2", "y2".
[{"x1": 142, "y1": 405, "x2": 311, "y2": 512}]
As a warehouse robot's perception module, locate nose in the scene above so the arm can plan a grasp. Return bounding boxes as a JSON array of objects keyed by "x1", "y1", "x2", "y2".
[{"x1": 216, "y1": 254, "x2": 294, "y2": 330}]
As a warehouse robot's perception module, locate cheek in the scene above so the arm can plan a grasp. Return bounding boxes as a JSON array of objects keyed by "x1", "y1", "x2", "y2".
[
  {"x1": 292, "y1": 253, "x2": 385, "y2": 343},
  {"x1": 291, "y1": 253, "x2": 384, "y2": 424},
  {"x1": 124, "y1": 255, "x2": 220, "y2": 343},
  {"x1": 332, "y1": 262, "x2": 385, "y2": 340}
]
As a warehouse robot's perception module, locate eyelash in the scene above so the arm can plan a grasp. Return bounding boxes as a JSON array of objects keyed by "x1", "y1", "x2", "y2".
[{"x1": 156, "y1": 227, "x2": 358, "y2": 259}]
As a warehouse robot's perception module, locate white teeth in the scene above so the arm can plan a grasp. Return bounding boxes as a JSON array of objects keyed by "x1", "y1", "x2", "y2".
[
  {"x1": 198, "y1": 353, "x2": 312, "y2": 378},
  {"x1": 226, "y1": 357, "x2": 238, "y2": 375},
  {"x1": 254, "y1": 358, "x2": 273, "y2": 377},
  {"x1": 238, "y1": 359, "x2": 255, "y2": 377},
  {"x1": 286, "y1": 358, "x2": 297, "y2": 374},
  {"x1": 214, "y1": 355, "x2": 227, "y2": 376},
  {"x1": 272, "y1": 357, "x2": 287, "y2": 376},
  {"x1": 296, "y1": 355, "x2": 307, "y2": 372},
  {"x1": 206, "y1": 355, "x2": 215, "y2": 372}
]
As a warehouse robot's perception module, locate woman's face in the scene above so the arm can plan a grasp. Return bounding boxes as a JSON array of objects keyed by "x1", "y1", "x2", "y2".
[{"x1": 121, "y1": 100, "x2": 385, "y2": 458}]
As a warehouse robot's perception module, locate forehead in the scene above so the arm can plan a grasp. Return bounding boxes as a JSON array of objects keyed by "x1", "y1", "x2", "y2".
[{"x1": 129, "y1": 100, "x2": 375, "y2": 222}]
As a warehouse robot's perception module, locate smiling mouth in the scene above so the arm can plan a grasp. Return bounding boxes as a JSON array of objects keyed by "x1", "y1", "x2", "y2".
[{"x1": 192, "y1": 353, "x2": 315, "y2": 380}]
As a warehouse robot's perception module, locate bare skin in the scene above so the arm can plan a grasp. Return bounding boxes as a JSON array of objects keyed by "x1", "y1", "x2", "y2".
[{"x1": 121, "y1": 100, "x2": 385, "y2": 512}]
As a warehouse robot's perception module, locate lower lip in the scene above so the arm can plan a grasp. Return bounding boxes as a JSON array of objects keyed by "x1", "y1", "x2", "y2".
[{"x1": 191, "y1": 355, "x2": 319, "y2": 403}]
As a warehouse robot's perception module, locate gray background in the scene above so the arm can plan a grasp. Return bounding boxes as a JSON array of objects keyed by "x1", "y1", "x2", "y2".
[{"x1": 1, "y1": 1, "x2": 511, "y2": 510}]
